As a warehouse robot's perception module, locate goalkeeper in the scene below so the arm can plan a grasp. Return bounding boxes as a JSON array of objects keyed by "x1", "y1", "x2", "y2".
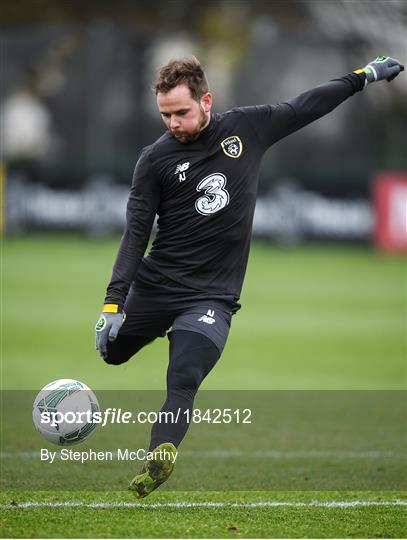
[{"x1": 95, "y1": 55, "x2": 404, "y2": 498}]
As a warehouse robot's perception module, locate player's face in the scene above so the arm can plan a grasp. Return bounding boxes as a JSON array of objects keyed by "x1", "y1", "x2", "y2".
[{"x1": 157, "y1": 84, "x2": 212, "y2": 143}]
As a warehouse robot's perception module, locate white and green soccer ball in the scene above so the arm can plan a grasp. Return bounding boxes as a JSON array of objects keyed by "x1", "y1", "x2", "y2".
[{"x1": 32, "y1": 379, "x2": 100, "y2": 446}]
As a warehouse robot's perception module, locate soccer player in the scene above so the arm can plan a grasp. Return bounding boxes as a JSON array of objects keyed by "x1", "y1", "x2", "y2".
[{"x1": 95, "y1": 55, "x2": 403, "y2": 498}]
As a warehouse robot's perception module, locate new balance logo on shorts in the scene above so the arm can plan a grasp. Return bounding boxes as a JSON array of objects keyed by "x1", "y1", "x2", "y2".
[{"x1": 198, "y1": 309, "x2": 215, "y2": 325}]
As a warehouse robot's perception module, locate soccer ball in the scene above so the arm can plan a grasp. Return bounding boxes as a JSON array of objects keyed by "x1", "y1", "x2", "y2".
[{"x1": 32, "y1": 379, "x2": 100, "y2": 446}]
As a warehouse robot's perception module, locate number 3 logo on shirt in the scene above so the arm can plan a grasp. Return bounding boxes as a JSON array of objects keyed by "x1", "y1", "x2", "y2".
[{"x1": 195, "y1": 173, "x2": 230, "y2": 215}]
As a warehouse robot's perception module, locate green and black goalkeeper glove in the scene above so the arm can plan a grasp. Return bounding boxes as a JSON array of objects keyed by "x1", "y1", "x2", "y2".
[
  {"x1": 95, "y1": 304, "x2": 126, "y2": 359},
  {"x1": 354, "y1": 56, "x2": 404, "y2": 86}
]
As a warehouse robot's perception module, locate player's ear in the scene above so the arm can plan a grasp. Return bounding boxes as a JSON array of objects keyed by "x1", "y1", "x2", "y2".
[{"x1": 200, "y1": 92, "x2": 212, "y2": 113}]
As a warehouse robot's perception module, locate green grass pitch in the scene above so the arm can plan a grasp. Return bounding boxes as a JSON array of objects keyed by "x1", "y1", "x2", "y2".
[{"x1": 1, "y1": 235, "x2": 406, "y2": 538}]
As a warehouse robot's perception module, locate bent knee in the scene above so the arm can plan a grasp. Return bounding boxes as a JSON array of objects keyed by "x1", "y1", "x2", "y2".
[
  {"x1": 102, "y1": 343, "x2": 133, "y2": 365},
  {"x1": 103, "y1": 354, "x2": 130, "y2": 366},
  {"x1": 102, "y1": 334, "x2": 152, "y2": 365}
]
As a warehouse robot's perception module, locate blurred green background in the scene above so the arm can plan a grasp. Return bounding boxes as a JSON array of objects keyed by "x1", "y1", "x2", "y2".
[
  {"x1": 3, "y1": 236, "x2": 405, "y2": 390},
  {"x1": 2, "y1": 0, "x2": 406, "y2": 191}
]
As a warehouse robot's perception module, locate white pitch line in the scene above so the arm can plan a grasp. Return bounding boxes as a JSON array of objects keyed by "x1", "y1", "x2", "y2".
[
  {"x1": 182, "y1": 450, "x2": 399, "y2": 459},
  {"x1": 1, "y1": 501, "x2": 407, "y2": 509},
  {"x1": 0, "y1": 450, "x2": 400, "y2": 460}
]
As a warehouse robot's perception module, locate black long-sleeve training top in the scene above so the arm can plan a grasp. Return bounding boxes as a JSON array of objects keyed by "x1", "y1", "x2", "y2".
[{"x1": 105, "y1": 73, "x2": 365, "y2": 309}]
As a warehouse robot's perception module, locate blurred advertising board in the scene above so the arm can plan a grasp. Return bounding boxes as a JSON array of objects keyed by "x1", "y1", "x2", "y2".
[
  {"x1": 373, "y1": 173, "x2": 407, "y2": 252},
  {"x1": 5, "y1": 172, "x2": 406, "y2": 249}
]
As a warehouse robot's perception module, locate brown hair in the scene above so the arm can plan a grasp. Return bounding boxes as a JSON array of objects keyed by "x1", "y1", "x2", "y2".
[{"x1": 154, "y1": 56, "x2": 209, "y2": 100}]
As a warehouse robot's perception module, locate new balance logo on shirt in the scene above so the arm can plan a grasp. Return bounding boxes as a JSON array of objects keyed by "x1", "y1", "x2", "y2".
[
  {"x1": 198, "y1": 309, "x2": 215, "y2": 325},
  {"x1": 174, "y1": 162, "x2": 190, "y2": 182}
]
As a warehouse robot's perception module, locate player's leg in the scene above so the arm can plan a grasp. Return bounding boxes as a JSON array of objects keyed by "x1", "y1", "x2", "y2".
[
  {"x1": 149, "y1": 302, "x2": 232, "y2": 451},
  {"x1": 129, "y1": 302, "x2": 233, "y2": 498},
  {"x1": 149, "y1": 330, "x2": 220, "y2": 449},
  {"x1": 129, "y1": 329, "x2": 220, "y2": 498}
]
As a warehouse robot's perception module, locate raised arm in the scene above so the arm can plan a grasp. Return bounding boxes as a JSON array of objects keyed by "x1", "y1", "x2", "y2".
[{"x1": 241, "y1": 56, "x2": 404, "y2": 150}]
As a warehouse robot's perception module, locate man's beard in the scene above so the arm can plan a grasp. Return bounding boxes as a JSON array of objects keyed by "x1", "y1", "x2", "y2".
[{"x1": 171, "y1": 107, "x2": 209, "y2": 143}]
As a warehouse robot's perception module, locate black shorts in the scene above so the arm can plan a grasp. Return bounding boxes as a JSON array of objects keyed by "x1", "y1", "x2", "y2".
[{"x1": 119, "y1": 261, "x2": 240, "y2": 354}]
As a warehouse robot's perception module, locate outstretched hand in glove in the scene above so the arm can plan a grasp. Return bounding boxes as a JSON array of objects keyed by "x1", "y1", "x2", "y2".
[{"x1": 355, "y1": 56, "x2": 404, "y2": 85}]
